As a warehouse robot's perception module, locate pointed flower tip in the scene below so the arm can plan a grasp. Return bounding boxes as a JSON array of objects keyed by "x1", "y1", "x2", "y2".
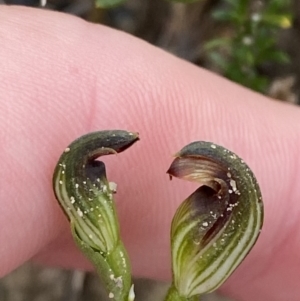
[{"x1": 102, "y1": 130, "x2": 139, "y2": 154}]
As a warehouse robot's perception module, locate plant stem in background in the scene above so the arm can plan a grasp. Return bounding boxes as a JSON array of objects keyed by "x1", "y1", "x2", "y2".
[
  {"x1": 164, "y1": 141, "x2": 264, "y2": 300},
  {"x1": 52, "y1": 130, "x2": 139, "y2": 301}
]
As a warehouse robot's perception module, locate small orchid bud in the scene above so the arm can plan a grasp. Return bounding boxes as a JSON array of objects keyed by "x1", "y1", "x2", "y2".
[
  {"x1": 165, "y1": 141, "x2": 264, "y2": 300},
  {"x1": 53, "y1": 130, "x2": 139, "y2": 301}
]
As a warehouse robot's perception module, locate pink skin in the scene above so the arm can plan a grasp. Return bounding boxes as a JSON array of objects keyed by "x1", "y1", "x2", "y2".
[{"x1": 0, "y1": 6, "x2": 299, "y2": 301}]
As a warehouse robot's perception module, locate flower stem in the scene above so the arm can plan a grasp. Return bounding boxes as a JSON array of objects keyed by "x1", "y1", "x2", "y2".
[{"x1": 164, "y1": 283, "x2": 199, "y2": 301}]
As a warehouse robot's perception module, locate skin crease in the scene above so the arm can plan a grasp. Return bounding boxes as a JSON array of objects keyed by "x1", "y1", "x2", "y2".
[{"x1": 0, "y1": 5, "x2": 300, "y2": 301}]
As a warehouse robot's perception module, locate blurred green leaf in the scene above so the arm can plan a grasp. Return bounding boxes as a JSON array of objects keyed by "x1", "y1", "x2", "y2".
[
  {"x1": 208, "y1": 51, "x2": 228, "y2": 70},
  {"x1": 167, "y1": 0, "x2": 202, "y2": 3},
  {"x1": 266, "y1": 50, "x2": 290, "y2": 64},
  {"x1": 204, "y1": 37, "x2": 231, "y2": 51},
  {"x1": 95, "y1": 0, "x2": 126, "y2": 8},
  {"x1": 262, "y1": 14, "x2": 292, "y2": 28},
  {"x1": 212, "y1": 10, "x2": 235, "y2": 22}
]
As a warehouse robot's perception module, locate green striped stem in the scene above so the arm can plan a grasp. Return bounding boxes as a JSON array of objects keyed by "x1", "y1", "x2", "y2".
[
  {"x1": 164, "y1": 283, "x2": 199, "y2": 301},
  {"x1": 53, "y1": 130, "x2": 139, "y2": 301},
  {"x1": 165, "y1": 141, "x2": 264, "y2": 300}
]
